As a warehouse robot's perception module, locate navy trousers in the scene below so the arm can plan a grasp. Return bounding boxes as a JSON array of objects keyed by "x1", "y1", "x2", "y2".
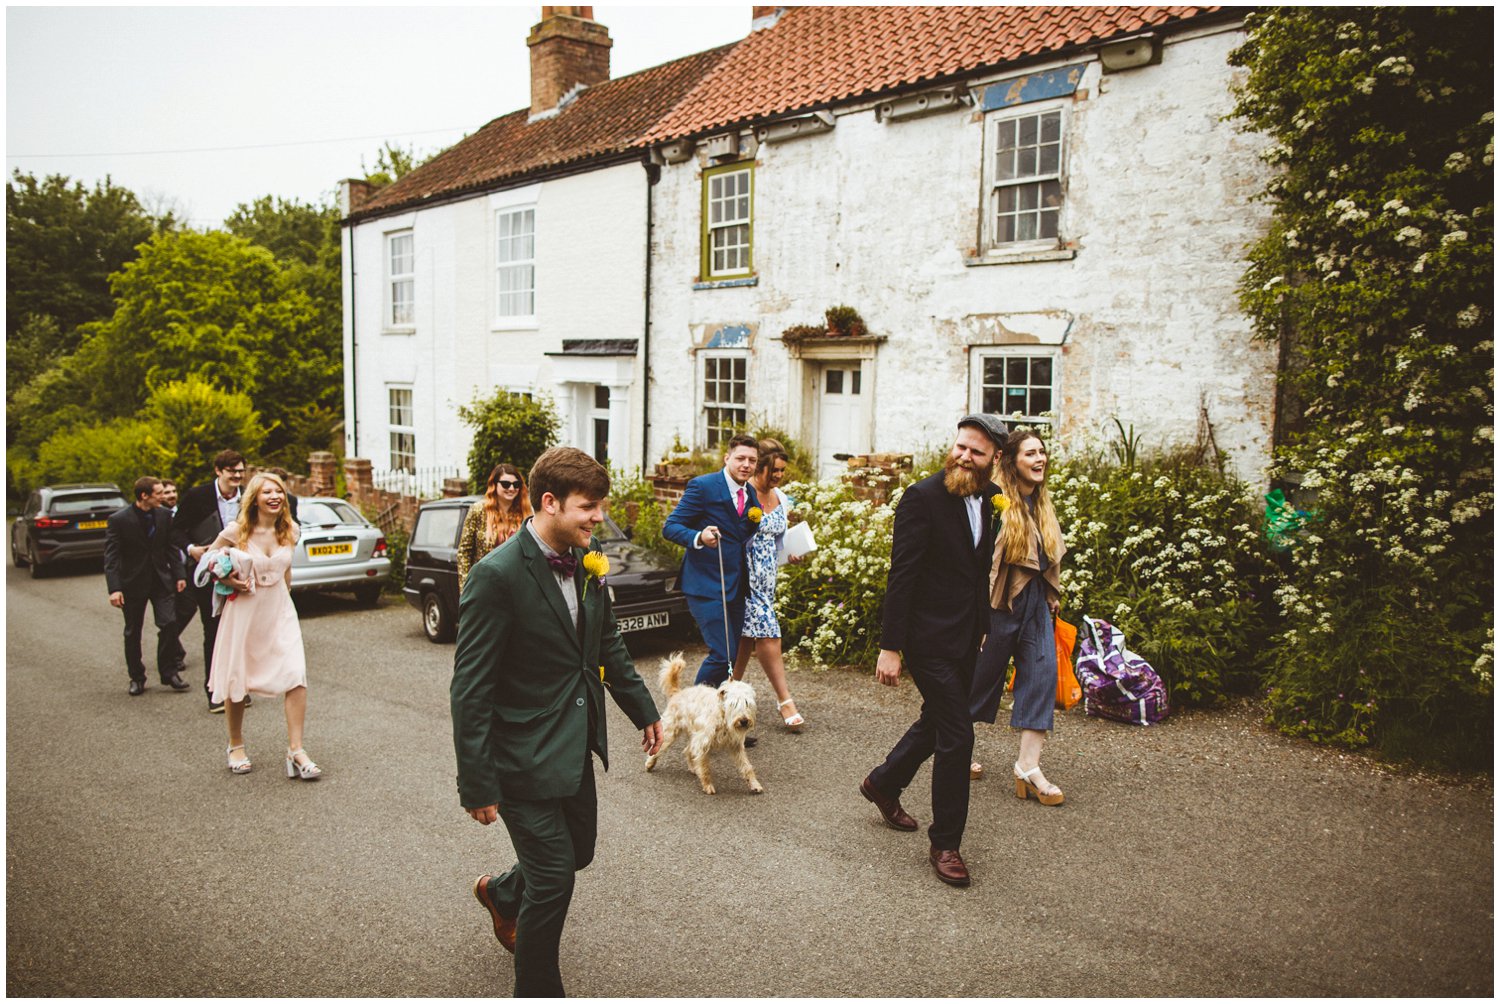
[
  {"x1": 867, "y1": 652, "x2": 976, "y2": 851},
  {"x1": 687, "y1": 592, "x2": 745, "y2": 687}
]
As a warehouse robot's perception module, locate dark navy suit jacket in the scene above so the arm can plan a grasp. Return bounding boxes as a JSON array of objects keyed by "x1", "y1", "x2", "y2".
[{"x1": 661, "y1": 471, "x2": 761, "y2": 602}]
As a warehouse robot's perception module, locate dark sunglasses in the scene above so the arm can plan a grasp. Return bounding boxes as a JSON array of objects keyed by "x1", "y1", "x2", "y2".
[{"x1": 495, "y1": 479, "x2": 521, "y2": 489}]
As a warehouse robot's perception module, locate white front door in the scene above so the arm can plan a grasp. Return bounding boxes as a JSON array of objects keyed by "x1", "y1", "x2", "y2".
[{"x1": 817, "y1": 364, "x2": 865, "y2": 478}]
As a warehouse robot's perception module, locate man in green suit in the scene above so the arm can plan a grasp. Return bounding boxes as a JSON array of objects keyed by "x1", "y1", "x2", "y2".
[{"x1": 451, "y1": 447, "x2": 662, "y2": 998}]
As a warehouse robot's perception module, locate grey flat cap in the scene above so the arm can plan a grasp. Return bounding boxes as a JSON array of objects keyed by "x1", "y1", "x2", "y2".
[{"x1": 957, "y1": 413, "x2": 1008, "y2": 447}]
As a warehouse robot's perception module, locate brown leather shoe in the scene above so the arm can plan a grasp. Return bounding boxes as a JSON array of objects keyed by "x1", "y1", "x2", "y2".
[
  {"x1": 860, "y1": 776, "x2": 918, "y2": 831},
  {"x1": 930, "y1": 848, "x2": 971, "y2": 887},
  {"x1": 472, "y1": 874, "x2": 516, "y2": 953}
]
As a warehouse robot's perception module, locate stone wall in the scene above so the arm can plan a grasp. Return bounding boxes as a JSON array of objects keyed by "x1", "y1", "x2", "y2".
[{"x1": 644, "y1": 24, "x2": 1277, "y2": 484}]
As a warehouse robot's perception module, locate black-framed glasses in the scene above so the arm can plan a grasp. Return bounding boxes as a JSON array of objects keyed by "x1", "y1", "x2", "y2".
[{"x1": 496, "y1": 479, "x2": 521, "y2": 489}]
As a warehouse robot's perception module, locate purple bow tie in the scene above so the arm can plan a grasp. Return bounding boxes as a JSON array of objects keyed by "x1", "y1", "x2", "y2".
[{"x1": 546, "y1": 552, "x2": 577, "y2": 577}]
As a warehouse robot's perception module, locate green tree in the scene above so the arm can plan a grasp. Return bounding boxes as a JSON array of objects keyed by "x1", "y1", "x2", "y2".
[
  {"x1": 5, "y1": 172, "x2": 169, "y2": 393},
  {"x1": 13, "y1": 378, "x2": 264, "y2": 491},
  {"x1": 68, "y1": 229, "x2": 341, "y2": 460},
  {"x1": 224, "y1": 195, "x2": 336, "y2": 266},
  {"x1": 458, "y1": 391, "x2": 560, "y2": 492},
  {"x1": 1230, "y1": 8, "x2": 1493, "y2": 766}
]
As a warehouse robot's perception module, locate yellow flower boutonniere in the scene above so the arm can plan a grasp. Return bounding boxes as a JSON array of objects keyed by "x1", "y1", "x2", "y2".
[
  {"x1": 990, "y1": 493, "x2": 1011, "y2": 535},
  {"x1": 747, "y1": 506, "x2": 764, "y2": 524},
  {"x1": 582, "y1": 550, "x2": 610, "y2": 599}
]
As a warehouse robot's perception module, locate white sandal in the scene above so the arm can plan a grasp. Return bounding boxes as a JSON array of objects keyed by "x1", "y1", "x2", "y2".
[
  {"x1": 1013, "y1": 762, "x2": 1063, "y2": 805},
  {"x1": 777, "y1": 698, "x2": 804, "y2": 732},
  {"x1": 285, "y1": 748, "x2": 322, "y2": 781},
  {"x1": 227, "y1": 744, "x2": 252, "y2": 774}
]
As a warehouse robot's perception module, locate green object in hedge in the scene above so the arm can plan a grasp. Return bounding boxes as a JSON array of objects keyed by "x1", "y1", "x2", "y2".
[{"x1": 1263, "y1": 489, "x2": 1309, "y2": 552}]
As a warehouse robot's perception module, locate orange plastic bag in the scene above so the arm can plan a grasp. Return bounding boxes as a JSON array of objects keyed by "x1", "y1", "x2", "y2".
[{"x1": 1055, "y1": 618, "x2": 1081, "y2": 710}]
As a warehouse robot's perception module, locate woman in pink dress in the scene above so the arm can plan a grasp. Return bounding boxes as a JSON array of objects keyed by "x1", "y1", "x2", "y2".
[{"x1": 208, "y1": 472, "x2": 321, "y2": 780}]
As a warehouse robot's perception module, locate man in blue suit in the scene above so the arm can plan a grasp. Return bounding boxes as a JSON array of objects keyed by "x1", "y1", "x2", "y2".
[{"x1": 663, "y1": 433, "x2": 762, "y2": 687}]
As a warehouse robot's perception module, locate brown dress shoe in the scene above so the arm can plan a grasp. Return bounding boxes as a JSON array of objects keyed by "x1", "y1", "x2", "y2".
[
  {"x1": 930, "y1": 848, "x2": 971, "y2": 887},
  {"x1": 472, "y1": 874, "x2": 516, "y2": 953},
  {"x1": 860, "y1": 776, "x2": 918, "y2": 831}
]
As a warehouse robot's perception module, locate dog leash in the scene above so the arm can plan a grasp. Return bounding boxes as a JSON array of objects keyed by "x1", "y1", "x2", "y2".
[{"x1": 716, "y1": 534, "x2": 732, "y2": 663}]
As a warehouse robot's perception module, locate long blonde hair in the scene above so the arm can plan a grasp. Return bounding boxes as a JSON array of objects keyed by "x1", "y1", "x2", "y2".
[
  {"x1": 482, "y1": 463, "x2": 531, "y2": 545},
  {"x1": 234, "y1": 472, "x2": 297, "y2": 548},
  {"x1": 994, "y1": 432, "x2": 1063, "y2": 565}
]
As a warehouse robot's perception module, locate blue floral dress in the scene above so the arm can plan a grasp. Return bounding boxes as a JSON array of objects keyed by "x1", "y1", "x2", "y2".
[{"x1": 741, "y1": 488, "x2": 791, "y2": 639}]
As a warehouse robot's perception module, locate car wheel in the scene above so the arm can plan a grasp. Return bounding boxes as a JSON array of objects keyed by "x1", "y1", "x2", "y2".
[
  {"x1": 423, "y1": 591, "x2": 455, "y2": 643},
  {"x1": 27, "y1": 543, "x2": 46, "y2": 579},
  {"x1": 354, "y1": 584, "x2": 382, "y2": 607},
  {"x1": 12, "y1": 535, "x2": 28, "y2": 568}
]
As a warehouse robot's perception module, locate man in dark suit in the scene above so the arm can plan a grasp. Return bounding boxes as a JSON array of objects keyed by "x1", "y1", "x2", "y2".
[
  {"x1": 452, "y1": 446, "x2": 662, "y2": 998},
  {"x1": 170, "y1": 449, "x2": 246, "y2": 711},
  {"x1": 661, "y1": 433, "x2": 762, "y2": 687},
  {"x1": 104, "y1": 476, "x2": 189, "y2": 696},
  {"x1": 860, "y1": 414, "x2": 1007, "y2": 888}
]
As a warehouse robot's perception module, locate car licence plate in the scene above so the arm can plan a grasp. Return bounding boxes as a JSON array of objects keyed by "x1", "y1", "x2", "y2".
[
  {"x1": 307, "y1": 542, "x2": 354, "y2": 558},
  {"x1": 617, "y1": 612, "x2": 669, "y2": 633},
  {"x1": 77, "y1": 520, "x2": 108, "y2": 530}
]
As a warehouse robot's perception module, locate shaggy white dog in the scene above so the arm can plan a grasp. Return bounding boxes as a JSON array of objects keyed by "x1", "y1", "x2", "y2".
[{"x1": 644, "y1": 652, "x2": 763, "y2": 795}]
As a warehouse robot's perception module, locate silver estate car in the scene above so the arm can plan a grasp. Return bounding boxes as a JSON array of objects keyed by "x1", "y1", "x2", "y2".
[{"x1": 291, "y1": 496, "x2": 391, "y2": 605}]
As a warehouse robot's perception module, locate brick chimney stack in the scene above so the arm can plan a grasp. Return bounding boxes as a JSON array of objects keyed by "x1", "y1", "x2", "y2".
[{"x1": 527, "y1": 6, "x2": 612, "y2": 118}]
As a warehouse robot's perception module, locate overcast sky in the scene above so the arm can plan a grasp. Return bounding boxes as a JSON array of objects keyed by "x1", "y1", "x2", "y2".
[{"x1": 6, "y1": 5, "x2": 752, "y2": 227}]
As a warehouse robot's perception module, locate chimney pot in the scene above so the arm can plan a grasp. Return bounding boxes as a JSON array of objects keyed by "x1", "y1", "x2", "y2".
[{"x1": 528, "y1": 7, "x2": 612, "y2": 118}]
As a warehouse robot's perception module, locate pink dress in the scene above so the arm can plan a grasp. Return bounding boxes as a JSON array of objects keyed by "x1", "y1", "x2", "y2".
[{"x1": 209, "y1": 539, "x2": 307, "y2": 702}]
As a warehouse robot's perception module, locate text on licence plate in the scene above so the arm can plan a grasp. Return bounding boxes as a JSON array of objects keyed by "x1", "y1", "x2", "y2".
[
  {"x1": 307, "y1": 542, "x2": 354, "y2": 558},
  {"x1": 617, "y1": 612, "x2": 669, "y2": 633},
  {"x1": 77, "y1": 520, "x2": 108, "y2": 530}
]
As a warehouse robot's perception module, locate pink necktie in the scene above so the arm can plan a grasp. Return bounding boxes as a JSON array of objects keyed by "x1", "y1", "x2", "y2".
[{"x1": 735, "y1": 486, "x2": 746, "y2": 515}]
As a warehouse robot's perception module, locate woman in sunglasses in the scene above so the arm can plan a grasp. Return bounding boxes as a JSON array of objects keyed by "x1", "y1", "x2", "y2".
[{"x1": 458, "y1": 463, "x2": 532, "y2": 592}]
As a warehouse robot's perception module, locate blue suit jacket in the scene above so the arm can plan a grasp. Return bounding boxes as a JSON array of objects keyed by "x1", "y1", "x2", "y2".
[{"x1": 662, "y1": 471, "x2": 761, "y2": 602}]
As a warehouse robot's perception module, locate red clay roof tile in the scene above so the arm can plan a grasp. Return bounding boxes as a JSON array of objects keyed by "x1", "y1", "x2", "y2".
[
  {"x1": 645, "y1": 5, "x2": 1222, "y2": 143},
  {"x1": 350, "y1": 43, "x2": 734, "y2": 220},
  {"x1": 349, "y1": 6, "x2": 1222, "y2": 220}
]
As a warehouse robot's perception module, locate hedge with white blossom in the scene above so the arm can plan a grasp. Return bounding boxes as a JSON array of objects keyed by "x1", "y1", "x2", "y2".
[{"x1": 1230, "y1": 8, "x2": 1492, "y2": 765}]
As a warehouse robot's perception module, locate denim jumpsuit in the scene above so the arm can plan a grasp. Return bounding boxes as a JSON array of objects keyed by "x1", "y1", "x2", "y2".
[{"x1": 969, "y1": 496, "x2": 1058, "y2": 732}]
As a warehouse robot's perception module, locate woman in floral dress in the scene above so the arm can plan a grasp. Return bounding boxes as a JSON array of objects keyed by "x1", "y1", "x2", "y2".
[{"x1": 731, "y1": 439, "x2": 804, "y2": 730}]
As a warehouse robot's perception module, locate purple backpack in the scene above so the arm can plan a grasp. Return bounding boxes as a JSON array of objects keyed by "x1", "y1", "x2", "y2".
[{"x1": 1074, "y1": 616, "x2": 1170, "y2": 725}]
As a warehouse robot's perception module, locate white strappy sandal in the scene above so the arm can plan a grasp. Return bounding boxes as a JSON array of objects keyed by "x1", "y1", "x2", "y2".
[
  {"x1": 227, "y1": 744, "x2": 252, "y2": 774},
  {"x1": 1014, "y1": 762, "x2": 1063, "y2": 805},
  {"x1": 285, "y1": 748, "x2": 322, "y2": 781},
  {"x1": 777, "y1": 698, "x2": 804, "y2": 732}
]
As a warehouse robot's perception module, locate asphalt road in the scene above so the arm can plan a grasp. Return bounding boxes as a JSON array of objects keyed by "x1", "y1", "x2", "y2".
[{"x1": 5, "y1": 560, "x2": 1494, "y2": 997}]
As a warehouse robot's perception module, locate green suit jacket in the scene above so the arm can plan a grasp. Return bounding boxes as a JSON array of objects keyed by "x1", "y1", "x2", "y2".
[{"x1": 450, "y1": 519, "x2": 659, "y2": 808}]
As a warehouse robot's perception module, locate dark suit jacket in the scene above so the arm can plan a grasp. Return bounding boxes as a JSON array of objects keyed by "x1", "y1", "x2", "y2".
[
  {"x1": 170, "y1": 482, "x2": 239, "y2": 553},
  {"x1": 879, "y1": 472, "x2": 1002, "y2": 662},
  {"x1": 104, "y1": 505, "x2": 185, "y2": 597},
  {"x1": 661, "y1": 471, "x2": 761, "y2": 602},
  {"x1": 450, "y1": 520, "x2": 659, "y2": 808}
]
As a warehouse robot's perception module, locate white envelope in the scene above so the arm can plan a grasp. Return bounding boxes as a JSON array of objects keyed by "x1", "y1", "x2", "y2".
[{"x1": 776, "y1": 520, "x2": 817, "y2": 566}]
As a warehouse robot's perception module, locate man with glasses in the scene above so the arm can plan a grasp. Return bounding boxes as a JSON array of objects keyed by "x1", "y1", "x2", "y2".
[{"x1": 170, "y1": 449, "x2": 248, "y2": 712}]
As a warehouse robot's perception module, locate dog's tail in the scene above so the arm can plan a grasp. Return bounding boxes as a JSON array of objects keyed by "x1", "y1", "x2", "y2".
[{"x1": 658, "y1": 652, "x2": 688, "y2": 697}]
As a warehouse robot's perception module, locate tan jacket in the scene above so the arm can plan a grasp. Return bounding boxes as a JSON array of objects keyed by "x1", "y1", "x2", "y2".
[{"x1": 988, "y1": 526, "x2": 1065, "y2": 612}]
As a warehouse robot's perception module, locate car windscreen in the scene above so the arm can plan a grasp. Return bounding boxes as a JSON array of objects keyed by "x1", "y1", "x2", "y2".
[
  {"x1": 298, "y1": 500, "x2": 365, "y2": 526},
  {"x1": 412, "y1": 507, "x2": 463, "y2": 548},
  {"x1": 49, "y1": 493, "x2": 127, "y2": 515}
]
